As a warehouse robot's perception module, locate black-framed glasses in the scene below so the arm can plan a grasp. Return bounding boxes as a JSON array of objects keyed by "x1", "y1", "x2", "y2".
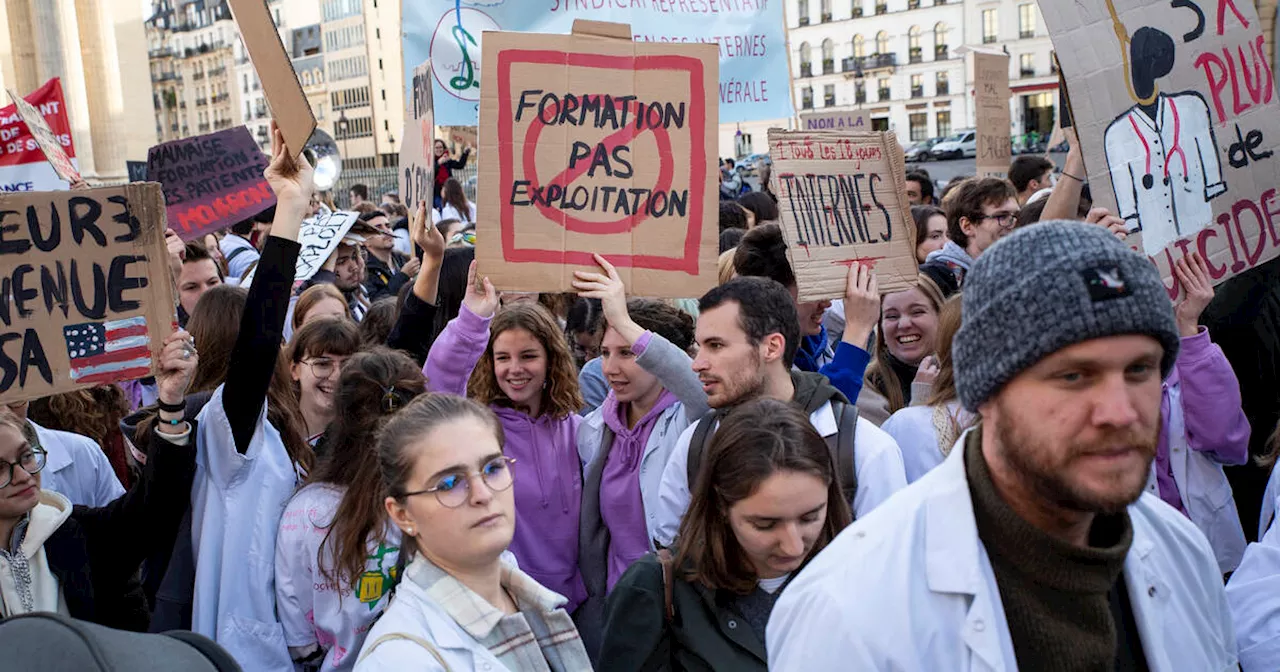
[
  {"x1": 980, "y1": 212, "x2": 1019, "y2": 230},
  {"x1": 0, "y1": 447, "x2": 46, "y2": 488},
  {"x1": 402, "y1": 457, "x2": 516, "y2": 508},
  {"x1": 302, "y1": 357, "x2": 346, "y2": 380}
]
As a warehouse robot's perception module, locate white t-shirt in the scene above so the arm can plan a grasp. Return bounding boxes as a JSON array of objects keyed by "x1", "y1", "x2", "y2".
[
  {"x1": 275, "y1": 483, "x2": 402, "y2": 672},
  {"x1": 758, "y1": 574, "x2": 791, "y2": 595},
  {"x1": 433, "y1": 201, "x2": 477, "y2": 225}
]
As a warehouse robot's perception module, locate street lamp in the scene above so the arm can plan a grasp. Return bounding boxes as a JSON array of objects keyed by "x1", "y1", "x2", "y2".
[{"x1": 337, "y1": 110, "x2": 349, "y2": 165}]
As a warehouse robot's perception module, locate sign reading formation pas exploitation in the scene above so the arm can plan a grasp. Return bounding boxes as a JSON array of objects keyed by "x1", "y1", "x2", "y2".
[
  {"x1": 974, "y1": 51, "x2": 1012, "y2": 179},
  {"x1": 0, "y1": 185, "x2": 176, "y2": 404},
  {"x1": 1040, "y1": 0, "x2": 1280, "y2": 296},
  {"x1": 798, "y1": 109, "x2": 870, "y2": 133},
  {"x1": 477, "y1": 20, "x2": 719, "y2": 298},
  {"x1": 401, "y1": 60, "x2": 435, "y2": 210},
  {"x1": 768, "y1": 129, "x2": 917, "y2": 301},
  {"x1": 0, "y1": 79, "x2": 77, "y2": 193},
  {"x1": 147, "y1": 126, "x2": 275, "y2": 241},
  {"x1": 405, "y1": 1, "x2": 789, "y2": 126}
]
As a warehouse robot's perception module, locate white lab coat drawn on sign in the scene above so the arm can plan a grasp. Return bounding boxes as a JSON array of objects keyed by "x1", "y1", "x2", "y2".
[{"x1": 1103, "y1": 91, "x2": 1227, "y2": 256}]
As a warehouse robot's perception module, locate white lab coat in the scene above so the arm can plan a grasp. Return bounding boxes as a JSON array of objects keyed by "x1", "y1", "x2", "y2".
[
  {"x1": 1103, "y1": 92, "x2": 1226, "y2": 256},
  {"x1": 191, "y1": 385, "x2": 297, "y2": 671},
  {"x1": 31, "y1": 420, "x2": 124, "y2": 508},
  {"x1": 1227, "y1": 470, "x2": 1280, "y2": 670},
  {"x1": 1143, "y1": 384, "x2": 1247, "y2": 574},
  {"x1": 651, "y1": 401, "x2": 907, "y2": 547},
  {"x1": 768, "y1": 432, "x2": 1239, "y2": 671}
]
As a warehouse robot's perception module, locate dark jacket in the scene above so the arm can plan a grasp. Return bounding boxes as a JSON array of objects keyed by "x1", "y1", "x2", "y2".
[
  {"x1": 598, "y1": 554, "x2": 767, "y2": 672},
  {"x1": 363, "y1": 251, "x2": 410, "y2": 303},
  {"x1": 42, "y1": 422, "x2": 198, "y2": 632}
]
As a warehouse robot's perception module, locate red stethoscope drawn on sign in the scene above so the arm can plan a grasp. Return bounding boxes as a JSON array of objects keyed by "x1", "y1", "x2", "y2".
[
  {"x1": 1126, "y1": 96, "x2": 1188, "y2": 190},
  {"x1": 522, "y1": 97, "x2": 675, "y2": 236}
]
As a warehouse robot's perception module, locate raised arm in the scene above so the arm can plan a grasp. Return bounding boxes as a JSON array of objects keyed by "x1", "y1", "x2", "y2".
[
  {"x1": 222, "y1": 123, "x2": 312, "y2": 453},
  {"x1": 424, "y1": 261, "x2": 497, "y2": 395},
  {"x1": 387, "y1": 203, "x2": 446, "y2": 366}
]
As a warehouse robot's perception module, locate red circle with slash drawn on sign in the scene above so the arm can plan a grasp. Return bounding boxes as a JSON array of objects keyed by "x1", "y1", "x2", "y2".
[{"x1": 521, "y1": 97, "x2": 675, "y2": 236}]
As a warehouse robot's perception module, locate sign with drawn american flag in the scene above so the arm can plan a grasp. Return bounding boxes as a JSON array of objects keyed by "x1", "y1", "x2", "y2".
[{"x1": 0, "y1": 184, "x2": 175, "y2": 404}]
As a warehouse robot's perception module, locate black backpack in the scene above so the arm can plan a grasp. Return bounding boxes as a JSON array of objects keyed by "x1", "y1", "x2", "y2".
[
  {"x1": 686, "y1": 401, "x2": 860, "y2": 510},
  {"x1": 0, "y1": 612, "x2": 241, "y2": 671}
]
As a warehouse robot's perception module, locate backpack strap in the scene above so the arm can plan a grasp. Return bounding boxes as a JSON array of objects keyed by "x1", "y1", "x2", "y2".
[
  {"x1": 685, "y1": 410, "x2": 719, "y2": 492},
  {"x1": 358, "y1": 632, "x2": 452, "y2": 670},
  {"x1": 225, "y1": 245, "x2": 253, "y2": 264},
  {"x1": 828, "y1": 402, "x2": 859, "y2": 517},
  {"x1": 656, "y1": 549, "x2": 676, "y2": 624}
]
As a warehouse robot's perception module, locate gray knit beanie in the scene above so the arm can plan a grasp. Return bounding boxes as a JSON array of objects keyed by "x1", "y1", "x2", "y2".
[{"x1": 953, "y1": 220, "x2": 1180, "y2": 412}]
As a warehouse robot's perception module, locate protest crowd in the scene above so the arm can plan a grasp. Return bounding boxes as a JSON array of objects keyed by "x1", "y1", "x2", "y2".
[{"x1": 7, "y1": 2, "x2": 1280, "y2": 671}]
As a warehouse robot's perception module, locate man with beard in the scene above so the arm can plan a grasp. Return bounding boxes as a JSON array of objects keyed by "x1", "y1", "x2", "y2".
[
  {"x1": 651, "y1": 277, "x2": 906, "y2": 547},
  {"x1": 767, "y1": 222, "x2": 1238, "y2": 670}
]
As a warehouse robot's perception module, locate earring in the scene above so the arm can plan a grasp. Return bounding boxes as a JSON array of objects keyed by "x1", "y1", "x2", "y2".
[{"x1": 406, "y1": 527, "x2": 416, "y2": 537}]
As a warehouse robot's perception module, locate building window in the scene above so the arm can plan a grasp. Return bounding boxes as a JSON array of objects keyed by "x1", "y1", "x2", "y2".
[
  {"x1": 855, "y1": 82, "x2": 866, "y2": 104},
  {"x1": 936, "y1": 70, "x2": 950, "y2": 95},
  {"x1": 875, "y1": 31, "x2": 889, "y2": 55},
  {"x1": 824, "y1": 84, "x2": 836, "y2": 107},
  {"x1": 909, "y1": 113, "x2": 928, "y2": 141},
  {"x1": 910, "y1": 74, "x2": 923, "y2": 98},
  {"x1": 853, "y1": 34, "x2": 865, "y2": 58},
  {"x1": 821, "y1": 0, "x2": 832, "y2": 22},
  {"x1": 878, "y1": 77, "x2": 890, "y2": 101},
  {"x1": 328, "y1": 55, "x2": 368, "y2": 81},
  {"x1": 1019, "y1": 4, "x2": 1037, "y2": 39},
  {"x1": 935, "y1": 22, "x2": 949, "y2": 58},
  {"x1": 852, "y1": 0, "x2": 863, "y2": 17},
  {"x1": 802, "y1": 86, "x2": 814, "y2": 109},
  {"x1": 822, "y1": 39, "x2": 835, "y2": 74},
  {"x1": 321, "y1": 0, "x2": 361, "y2": 21},
  {"x1": 908, "y1": 26, "x2": 922, "y2": 63},
  {"x1": 937, "y1": 110, "x2": 951, "y2": 138},
  {"x1": 982, "y1": 10, "x2": 998, "y2": 44},
  {"x1": 800, "y1": 42, "x2": 812, "y2": 77},
  {"x1": 798, "y1": 0, "x2": 809, "y2": 25},
  {"x1": 1020, "y1": 53, "x2": 1035, "y2": 77}
]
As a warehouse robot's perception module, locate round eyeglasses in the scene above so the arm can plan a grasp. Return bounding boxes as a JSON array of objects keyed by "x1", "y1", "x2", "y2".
[
  {"x1": 402, "y1": 457, "x2": 516, "y2": 508},
  {"x1": 0, "y1": 447, "x2": 46, "y2": 489}
]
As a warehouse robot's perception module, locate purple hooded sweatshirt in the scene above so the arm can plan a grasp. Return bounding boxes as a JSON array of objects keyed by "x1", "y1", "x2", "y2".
[{"x1": 425, "y1": 305, "x2": 588, "y2": 611}]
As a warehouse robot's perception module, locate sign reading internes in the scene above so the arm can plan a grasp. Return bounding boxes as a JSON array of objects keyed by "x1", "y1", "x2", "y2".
[
  {"x1": 768, "y1": 129, "x2": 918, "y2": 301},
  {"x1": 1041, "y1": 0, "x2": 1280, "y2": 296},
  {"x1": 476, "y1": 20, "x2": 719, "y2": 298}
]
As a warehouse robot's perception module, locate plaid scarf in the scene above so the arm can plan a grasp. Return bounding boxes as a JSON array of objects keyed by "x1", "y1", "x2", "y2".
[{"x1": 405, "y1": 556, "x2": 592, "y2": 672}]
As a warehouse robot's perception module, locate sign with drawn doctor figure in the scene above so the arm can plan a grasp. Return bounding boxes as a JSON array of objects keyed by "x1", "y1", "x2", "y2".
[{"x1": 1041, "y1": 0, "x2": 1280, "y2": 298}]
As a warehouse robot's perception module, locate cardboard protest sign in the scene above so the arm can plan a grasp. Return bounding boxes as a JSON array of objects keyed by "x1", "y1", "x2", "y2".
[
  {"x1": 1040, "y1": 0, "x2": 1280, "y2": 297},
  {"x1": 973, "y1": 51, "x2": 1012, "y2": 179},
  {"x1": 767, "y1": 129, "x2": 917, "y2": 301},
  {"x1": 446, "y1": 126, "x2": 478, "y2": 149},
  {"x1": 799, "y1": 110, "x2": 870, "y2": 133},
  {"x1": 147, "y1": 126, "x2": 274, "y2": 241},
  {"x1": 0, "y1": 79, "x2": 78, "y2": 192},
  {"x1": 0, "y1": 184, "x2": 176, "y2": 404},
  {"x1": 296, "y1": 211, "x2": 360, "y2": 282},
  {"x1": 226, "y1": 0, "x2": 316, "y2": 154},
  {"x1": 400, "y1": 61, "x2": 435, "y2": 210},
  {"x1": 7, "y1": 89, "x2": 81, "y2": 184},
  {"x1": 476, "y1": 20, "x2": 719, "y2": 298}
]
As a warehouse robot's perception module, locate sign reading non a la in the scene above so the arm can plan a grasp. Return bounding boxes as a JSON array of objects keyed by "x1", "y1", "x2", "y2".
[
  {"x1": 477, "y1": 21, "x2": 719, "y2": 298},
  {"x1": 1040, "y1": 0, "x2": 1280, "y2": 297},
  {"x1": 147, "y1": 126, "x2": 275, "y2": 241},
  {"x1": 0, "y1": 184, "x2": 176, "y2": 404},
  {"x1": 768, "y1": 129, "x2": 918, "y2": 301},
  {"x1": 799, "y1": 110, "x2": 870, "y2": 133},
  {"x1": 973, "y1": 51, "x2": 1011, "y2": 179},
  {"x1": 400, "y1": 60, "x2": 434, "y2": 210}
]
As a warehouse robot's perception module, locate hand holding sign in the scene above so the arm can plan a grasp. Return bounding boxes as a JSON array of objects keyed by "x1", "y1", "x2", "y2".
[
  {"x1": 463, "y1": 261, "x2": 499, "y2": 319},
  {"x1": 412, "y1": 202, "x2": 446, "y2": 265},
  {"x1": 264, "y1": 122, "x2": 314, "y2": 233},
  {"x1": 841, "y1": 263, "x2": 880, "y2": 349},
  {"x1": 572, "y1": 254, "x2": 636, "y2": 343},
  {"x1": 1173, "y1": 251, "x2": 1215, "y2": 337},
  {"x1": 156, "y1": 330, "x2": 199, "y2": 405}
]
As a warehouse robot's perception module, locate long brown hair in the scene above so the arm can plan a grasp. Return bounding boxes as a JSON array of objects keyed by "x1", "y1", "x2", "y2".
[
  {"x1": 378, "y1": 394, "x2": 505, "y2": 561},
  {"x1": 926, "y1": 295, "x2": 963, "y2": 407},
  {"x1": 442, "y1": 178, "x2": 472, "y2": 222},
  {"x1": 467, "y1": 302, "x2": 583, "y2": 419},
  {"x1": 28, "y1": 385, "x2": 133, "y2": 486},
  {"x1": 293, "y1": 284, "x2": 350, "y2": 332},
  {"x1": 864, "y1": 278, "x2": 943, "y2": 414},
  {"x1": 287, "y1": 318, "x2": 362, "y2": 372},
  {"x1": 673, "y1": 398, "x2": 852, "y2": 595},
  {"x1": 137, "y1": 284, "x2": 313, "y2": 472},
  {"x1": 310, "y1": 347, "x2": 426, "y2": 591}
]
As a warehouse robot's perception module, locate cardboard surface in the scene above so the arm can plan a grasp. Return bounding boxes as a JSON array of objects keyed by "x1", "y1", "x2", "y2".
[
  {"x1": 798, "y1": 109, "x2": 871, "y2": 133},
  {"x1": 767, "y1": 129, "x2": 918, "y2": 301},
  {"x1": 400, "y1": 60, "x2": 435, "y2": 210},
  {"x1": 7, "y1": 89, "x2": 81, "y2": 184},
  {"x1": 227, "y1": 0, "x2": 317, "y2": 155},
  {"x1": 1040, "y1": 0, "x2": 1280, "y2": 296},
  {"x1": 0, "y1": 184, "x2": 176, "y2": 404},
  {"x1": 0, "y1": 79, "x2": 78, "y2": 192},
  {"x1": 476, "y1": 22, "x2": 719, "y2": 298},
  {"x1": 147, "y1": 126, "x2": 275, "y2": 241},
  {"x1": 974, "y1": 51, "x2": 1012, "y2": 179},
  {"x1": 295, "y1": 212, "x2": 360, "y2": 282}
]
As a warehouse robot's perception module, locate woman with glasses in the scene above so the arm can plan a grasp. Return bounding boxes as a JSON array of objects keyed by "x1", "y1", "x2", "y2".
[
  {"x1": 0, "y1": 329, "x2": 198, "y2": 630},
  {"x1": 288, "y1": 317, "x2": 362, "y2": 448},
  {"x1": 355, "y1": 393, "x2": 591, "y2": 670},
  {"x1": 275, "y1": 347, "x2": 426, "y2": 672},
  {"x1": 597, "y1": 399, "x2": 852, "y2": 671},
  {"x1": 425, "y1": 263, "x2": 588, "y2": 614}
]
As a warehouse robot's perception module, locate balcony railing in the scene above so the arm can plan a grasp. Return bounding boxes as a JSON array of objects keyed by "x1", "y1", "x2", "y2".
[
  {"x1": 824, "y1": 94, "x2": 836, "y2": 106},
  {"x1": 875, "y1": 3, "x2": 887, "y2": 14},
  {"x1": 863, "y1": 53, "x2": 897, "y2": 69},
  {"x1": 822, "y1": 59, "x2": 835, "y2": 75},
  {"x1": 195, "y1": 97, "x2": 208, "y2": 106},
  {"x1": 983, "y1": 34, "x2": 997, "y2": 44},
  {"x1": 842, "y1": 57, "x2": 863, "y2": 76},
  {"x1": 855, "y1": 91, "x2": 867, "y2": 104},
  {"x1": 208, "y1": 66, "x2": 226, "y2": 77},
  {"x1": 937, "y1": 81, "x2": 950, "y2": 95},
  {"x1": 798, "y1": 15, "x2": 810, "y2": 25},
  {"x1": 908, "y1": 0, "x2": 920, "y2": 8},
  {"x1": 936, "y1": 43, "x2": 949, "y2": 59},
  {"x1": 1020, "y1": 29, "x2": 1035, "y2": 39},
  {"x1": 801, "y1": 97, "x2": 814, "y2": 109},
  {"x1": 878, "y1": 87, "x2": 891, "y2": 100},
  {"x1": 852, "y1": 5, "x2": 863, "y2": 16},
  {"x1": 170, "y1": 124, "x2": 179, "y2": 132},
  {"x1": 198, "y1": 123, "x2": 210, "y2": 132},
  {"x1": 821, "y1": 12, "x2": 832, "y2": 22},
  {"x1": 1020, "y1": 67, "x2": 1036, "y2": 78},
  {"x1": 909, "y1": 47, "x2": 923, "y2": 64},
  {"x1": 212, "y1": 93, "x2": 230, "y2": 103},
  {"x1": 911, "y1": 86, "x2": 924, "y2": 98},
  {"x1": 193, "y1": 72, "x2": 205, "y2": 80},
  {"x1": 800, "y1": 62, "x2": 813, "y2": 77}
]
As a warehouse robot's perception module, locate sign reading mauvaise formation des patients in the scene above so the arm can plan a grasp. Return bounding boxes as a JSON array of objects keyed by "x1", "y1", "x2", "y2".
[
  {"x1": 768, "y1": 129, "x2": 917, "y2": 302},
  {"x1": 147, "y1": 126, "x2": 275, "y2": 241},
  {"x1": 403, "y1": 0, "x2": 789, "y2": 126},
  {"x1": 0, "y1": 184, "x2": 176, "y2": 404},
  {"x1": 477, "y1": 20, "x2": 719, "y2": 298}
]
